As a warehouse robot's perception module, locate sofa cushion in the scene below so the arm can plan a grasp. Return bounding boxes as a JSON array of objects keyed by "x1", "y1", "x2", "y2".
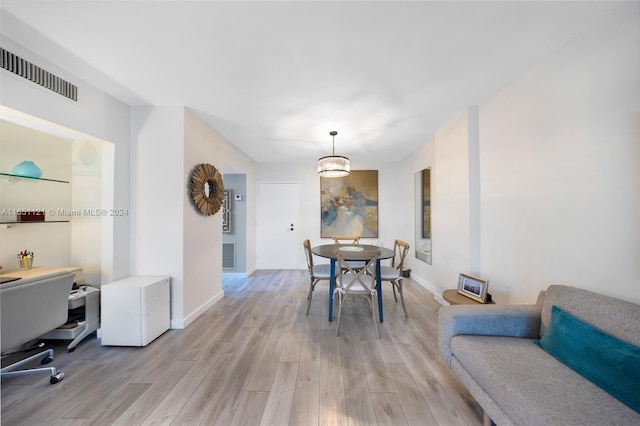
[
  {"x1": 451, "y1": 335, "x2": 640, "y2": 425},
  {"x1": 535, "y1": 305, "x2": 640, "y2": 413},
  {"x1": 540, "y1": 285, "x2": 640, "y2": 346}
]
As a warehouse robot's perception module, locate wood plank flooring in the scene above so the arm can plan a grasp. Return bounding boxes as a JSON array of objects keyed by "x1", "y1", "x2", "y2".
[{"x1": 1, "y1": 270, "x2": 482, "y2": 425}]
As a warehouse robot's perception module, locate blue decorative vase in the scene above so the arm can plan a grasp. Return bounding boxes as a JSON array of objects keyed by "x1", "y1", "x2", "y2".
[{"x1": 12, "y1": 161, "x2": 43, "y2": 178}]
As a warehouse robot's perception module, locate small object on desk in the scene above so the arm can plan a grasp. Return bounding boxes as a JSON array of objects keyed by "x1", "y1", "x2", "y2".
[{"x1": 17, "y1": 250, "x2": 34, "y2": 270}]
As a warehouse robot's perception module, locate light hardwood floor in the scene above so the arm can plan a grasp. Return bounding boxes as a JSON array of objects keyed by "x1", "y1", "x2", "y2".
[{"x1": 1, "y1": 270, "x2": 482, "y2": 425}]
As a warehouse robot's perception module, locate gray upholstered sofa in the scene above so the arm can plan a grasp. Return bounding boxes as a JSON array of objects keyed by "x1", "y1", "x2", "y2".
[{"x1": 438, "y1": 285, "x2": 640, "y2": 426}]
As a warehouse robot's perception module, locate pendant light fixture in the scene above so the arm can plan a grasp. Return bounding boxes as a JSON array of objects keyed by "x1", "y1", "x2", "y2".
[{"x1": 318, "y1": 131, "x2": 350, "y2": 178}]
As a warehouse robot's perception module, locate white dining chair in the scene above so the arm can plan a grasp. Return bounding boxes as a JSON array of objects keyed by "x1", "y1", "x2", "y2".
[
  {"x1": 303, "y1": 239, "x2": 337, "y2": 315},
  {"x1": 333, "y1": 247, "x2": 381, "y2": 338},
  {"x1": 332, "y1": 235, "x2": 360, "y2": 245},
  {"x1": 371, "y1": 239, "x2": 410, "y2": 317},
  {"x1": 332, "y1": 235, "x2": 366, "y2": 271}
]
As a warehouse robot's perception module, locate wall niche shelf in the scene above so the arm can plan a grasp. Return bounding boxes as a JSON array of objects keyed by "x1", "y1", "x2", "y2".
[
  {"x1": 0, "y1": 172, "x2": 69, "y2": 184},
  {"x1": 1, "y1": 172, "x2": 71, "y2": 225}
]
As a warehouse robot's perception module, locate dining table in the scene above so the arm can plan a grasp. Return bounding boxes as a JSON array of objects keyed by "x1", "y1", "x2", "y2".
[{"x1": 311, "y1": 243, "x2": 395, "y2": 323}]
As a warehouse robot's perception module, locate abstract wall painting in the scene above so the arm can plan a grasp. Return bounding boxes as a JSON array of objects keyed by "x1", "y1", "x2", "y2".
[{"x1": 320, "y1": 170, "x2": 378, "y2": 238}]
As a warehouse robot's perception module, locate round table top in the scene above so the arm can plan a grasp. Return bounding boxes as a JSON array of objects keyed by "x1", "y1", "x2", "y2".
[{"x1": 312, "y1": 244, "x2": 394, "y2": 260}]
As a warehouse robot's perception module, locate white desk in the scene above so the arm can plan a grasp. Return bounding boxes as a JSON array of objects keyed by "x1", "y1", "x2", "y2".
[
  {"x1": 42, "y1": 286, "x2": 100, "y2": 351},
  {"x1": 0, "y1": 266, "x2": 84, "y2": 286},
  {"x1": 1, "y1": 266, "x2": 99, "y2": 351}
]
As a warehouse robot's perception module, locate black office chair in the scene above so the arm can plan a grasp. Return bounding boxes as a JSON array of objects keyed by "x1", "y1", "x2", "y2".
[{"x1": 1, "y1": 272, "x2": 75, "y2": 384}]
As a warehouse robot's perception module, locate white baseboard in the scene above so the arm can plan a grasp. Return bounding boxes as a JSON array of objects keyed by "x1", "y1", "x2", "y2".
[
  {"x1": 223, "y1": 272, "x2": 248, "y2": 278},
  {"x1": 170, "y1": 289, "x2": 224, "y2": 329},
  {"x1": 408, "y1": 274, "x2": 447, "y2": 305},
  {"x1": 410, "y1": 274, "x2": 435, "y2": 294},
  {"x1": 434, "y1": 293, "x2": 448, "y2": 305}
]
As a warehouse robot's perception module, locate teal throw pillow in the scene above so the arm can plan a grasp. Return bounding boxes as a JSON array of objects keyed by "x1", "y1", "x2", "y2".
[{"x1": 534, "y1": 305, "x2": 640, "y2": 413}]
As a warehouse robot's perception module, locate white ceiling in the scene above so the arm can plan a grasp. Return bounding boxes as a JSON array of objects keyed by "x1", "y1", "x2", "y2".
[{"x1": 0, "y1": 1, "x2": 622, "y2": 164}]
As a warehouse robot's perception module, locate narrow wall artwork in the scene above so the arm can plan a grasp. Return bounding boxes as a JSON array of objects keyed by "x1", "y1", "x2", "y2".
[
  {"x1": 422, "y1": 168, "x2": 431, "y2": 239},
  {"x1": 321, "y1": 170, "x2": 378, "y2": 238}
]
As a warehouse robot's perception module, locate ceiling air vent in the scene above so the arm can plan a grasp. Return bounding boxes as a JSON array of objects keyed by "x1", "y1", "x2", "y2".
[{"x1": 1, "y1": 47, "x2": 77, "y2": 101}]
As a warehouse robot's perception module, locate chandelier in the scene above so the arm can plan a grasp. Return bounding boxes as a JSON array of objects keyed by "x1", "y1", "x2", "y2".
[{"x1": 318, "y1": 131, "x2": 350, "y2": 178}]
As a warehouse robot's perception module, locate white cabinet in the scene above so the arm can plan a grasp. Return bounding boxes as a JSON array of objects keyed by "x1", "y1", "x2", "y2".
[{"x1": 100, "y1": 276, "x2": 170, "y2": 346}]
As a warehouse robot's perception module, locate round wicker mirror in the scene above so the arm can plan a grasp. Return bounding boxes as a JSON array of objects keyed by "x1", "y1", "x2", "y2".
[{"x1": 190, "y1": 163, "x2": 224, "y2": 216}]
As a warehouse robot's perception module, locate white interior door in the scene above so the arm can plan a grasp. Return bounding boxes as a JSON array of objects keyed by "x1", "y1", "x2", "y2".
[{"x1": 257, "y1": 182, "x2": 299, "y2": 269}]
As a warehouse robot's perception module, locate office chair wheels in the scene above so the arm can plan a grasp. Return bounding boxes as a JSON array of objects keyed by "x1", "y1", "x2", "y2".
[
  {"x1": 49, "y1": 372, "x2": 64, "y2": 384},
  {"x1": 41, "y1": 356, "x2": 53, "y2": 364}
]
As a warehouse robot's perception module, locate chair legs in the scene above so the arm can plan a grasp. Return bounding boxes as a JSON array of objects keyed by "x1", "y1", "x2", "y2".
[
  {"x1": 305, "y1": 278, "x2": 318, "y2": 315},
  {"x1": 394, "y1": 278, "x2": 408, "y2": 317},
  {"x1": 370, "y1": 291, "x2": 380, "y2": 338},
  {"x1": 0, "y1": 348, "x2": 65, "y2": 384},
  {"x1": 334, "y1": 289, "x2": 380, "y2": 339},
  {"x1": 334, "y1": 289, "x2": 344, "y2": 337}
]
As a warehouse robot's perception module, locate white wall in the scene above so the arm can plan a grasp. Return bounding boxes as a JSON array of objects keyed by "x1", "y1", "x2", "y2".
[
  {"x1": 256, "y1": 161, "x2": 405, "y2": 270},
  {"x1": 182, "y1": 108, "x2": 256, "y2": 326},
  {"x1": 130, "y1": 107, "x2": 257, "y2": 328},
  {"x1": 432, "y1": 110, "x2": 473, "y2": 297},
  {"x1": 2, "y1": 1, "x2": 637, "y2": 319},
  {"x1": 0, "y1": 123, "x2": 72, "y2": 269},
  {"x1": 130, "y1": 106, "x2": 185, "y2": 323},
  {"x1": 479, "y1": 1, "x2": 639, "y2": 304},
  {"x1": 400, "y1": 137, "x2": 435, "y2": 291},
  {"x1": 182, "y1": 109, "x2": 221, "y2": 326},
  {"x1": 70, "y1": 140, "x2": 105, "y2": 285},
  {"x1": 424, "y1": 1, "x2": 640, "y2": 304},
  {"x1": 0, "y1": 30, "x2": 260, "y2": 327},
  {"x1": 0, "y1": 33, "x2": 131, "y2": 282}
]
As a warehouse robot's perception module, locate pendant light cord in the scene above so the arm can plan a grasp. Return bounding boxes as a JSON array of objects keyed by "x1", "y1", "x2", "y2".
[{"x1": 330, "y1": 130, "x2": 338, "y2": 156}]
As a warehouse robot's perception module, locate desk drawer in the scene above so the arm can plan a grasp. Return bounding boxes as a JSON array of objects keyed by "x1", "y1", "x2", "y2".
[{"x1": 141, "y1": 289, "x2": 170, "y2": 315}]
